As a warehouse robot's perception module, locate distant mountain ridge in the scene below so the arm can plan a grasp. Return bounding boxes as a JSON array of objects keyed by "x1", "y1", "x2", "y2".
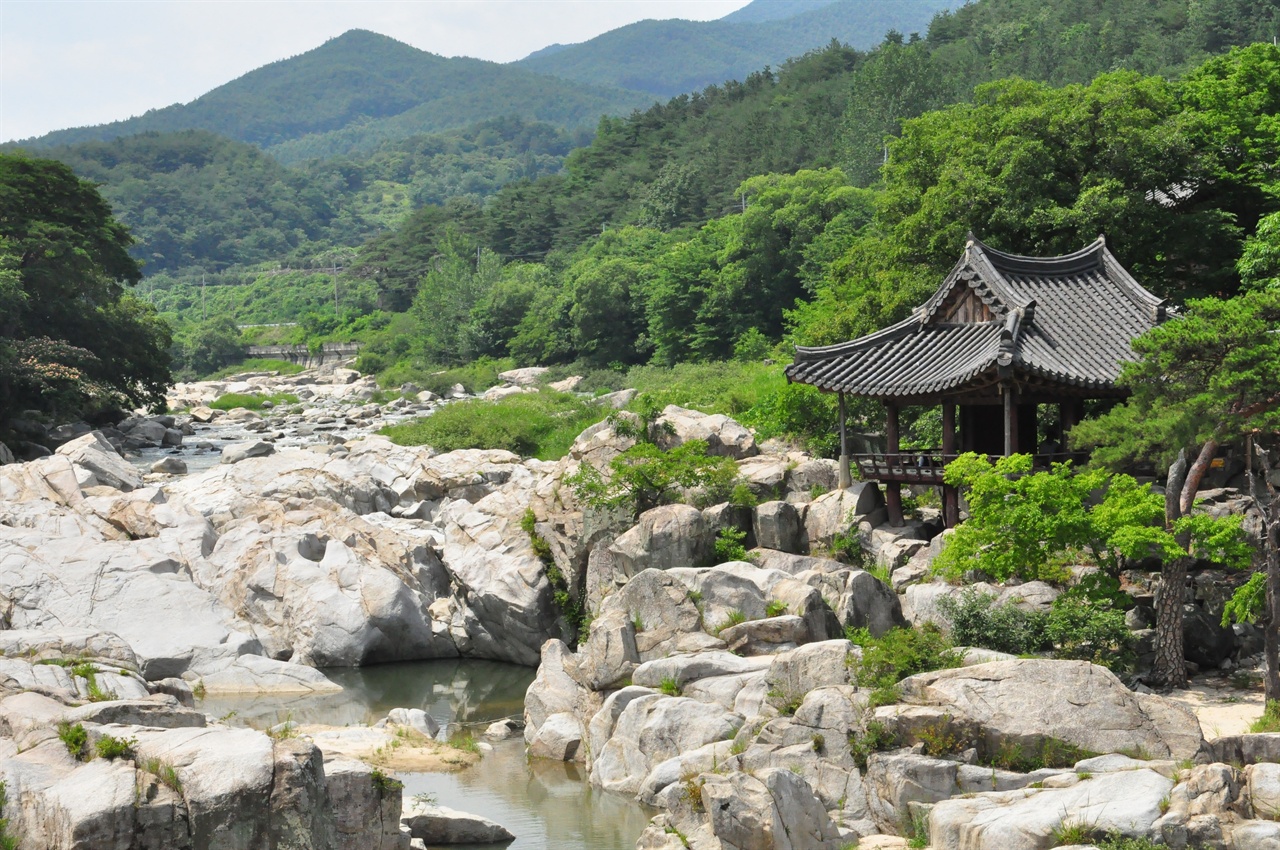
[
  {"x1": 516, "y1": 0, "x2": 959, "y2": 97},
  {"x1": 17, "y1": 30, "x2": 652, "y2": 153}
]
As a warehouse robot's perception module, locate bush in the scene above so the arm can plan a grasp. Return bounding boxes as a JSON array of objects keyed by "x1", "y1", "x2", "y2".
[
  {"x1": 621, "y1": 361, "x2": 783, "y2": 416},
  {"x1": 1045, "y1": 595, "x2": 1136, "y2": 672},
  {"x1": 847, "y1": 625, "x2": 962, "y2": 695},
  {"x1": 96, "y1": 734, "x2": 138, "y2": 760},
  {"x1": 381, "y1": 391, "x2": 606, "y2": 460},
  {"x1": 567, "y1": 439, "x2": 737, "y2": 515},
  {"x1": 714, "y1": 527, "x2": 751, "y2": 563},
  {"x1": 370, "y1": 767, "x2": 404, "y2": 796},
  {"x1": 209, "y1": 391, "x2": 300, "y2": 411},
  {"x1": 57, "y1": 721, "x2": 88, "y2": 760},
  {"x1": 936, "y1": 590, "x2": 1050, "y2": 656}
]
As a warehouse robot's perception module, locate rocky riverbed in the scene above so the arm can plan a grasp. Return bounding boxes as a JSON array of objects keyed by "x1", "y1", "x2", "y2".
[{"x1": 1, "y1": 363, "x2": 1278, "y2": 849}]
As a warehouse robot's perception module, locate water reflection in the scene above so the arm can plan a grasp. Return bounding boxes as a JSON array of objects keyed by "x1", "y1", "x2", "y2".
[
  {"x1": 200, "y1": 658, "x2": 534, "y2": 729},
  {"x1": 204, "y1": 659, "x2": 653, "y2": 850},
  {"x1": 402, "y1": 739, "x2": 655, "y2": 850}
]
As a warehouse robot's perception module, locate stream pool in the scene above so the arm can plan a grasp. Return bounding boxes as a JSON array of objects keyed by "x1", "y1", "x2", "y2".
[{"x1": 202, "y1": 659, "x2": 654, "y2": 850}]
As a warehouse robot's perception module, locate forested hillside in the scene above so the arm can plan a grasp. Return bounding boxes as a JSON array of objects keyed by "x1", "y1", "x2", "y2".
[
  {"x1": 17, "y1": 30, "x2": 651, "y2": 156},
  {"x1": 516, "y1": 0, "x2": 956, "y2": 97}
]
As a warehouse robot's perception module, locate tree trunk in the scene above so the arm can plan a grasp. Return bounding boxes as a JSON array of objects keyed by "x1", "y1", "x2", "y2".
[
  {"x1": 1247, "y1": 441, "x2": 1280, "y2": 703},
  {"x1": 1180, "y1": 439, "x2": 1220, "y2": 516},
  {"x1": 1153, "y1": 449, "x2": 1190, "y2": 690}
]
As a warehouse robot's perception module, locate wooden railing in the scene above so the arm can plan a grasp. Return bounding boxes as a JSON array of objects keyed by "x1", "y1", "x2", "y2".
[{"x1": 852, "y1": 451, "x2": 1087, "y2": 484}]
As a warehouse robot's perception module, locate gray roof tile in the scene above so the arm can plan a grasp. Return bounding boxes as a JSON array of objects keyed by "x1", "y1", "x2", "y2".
[{"x1": 786, "y1": 236, "x2": 1166, "y2": 400}]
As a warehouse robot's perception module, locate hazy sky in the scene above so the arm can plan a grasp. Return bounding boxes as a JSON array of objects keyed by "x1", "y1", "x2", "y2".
[{"x1": 1, "y1": 0, "x2": 752, "y2": 142}]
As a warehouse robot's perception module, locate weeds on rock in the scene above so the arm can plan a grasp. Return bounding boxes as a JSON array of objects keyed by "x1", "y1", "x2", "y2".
[
  {"x1": 57, "y1": 721, "x2": 88, "y2": 760},
  {"x1": 848, "y1": 721, "x2": 898, "y2": 771},
  {"x1": 96, "y1": 734, "x2": 137, "y2": 760},
  {"x1": 0, "y1": 781, "x2": 17, "y2": 850},
  {"x1": 659, "y1": 676, "x2": 681, "y2": 697},
  {"x1": 1051, "y1": 817, "x2": 1100, "y2": 846},
  {"x1": 905, "y1": 810, "x2": 930, "y2": 848},
  {"x1": 980, "y1": 738, "x2": 1097, "y2": 772},
  {"x1": 678, "y1": 776, "x2": 706, "y2": 813},
  {"x1": 370, "y1": 767, "x2": 403, "y2": 797},
  {"x1": 447, "y1": 733, "x2": 481, "y2": 755},
  {"x1": 846, "y1": 624, "x2": 961, "y2": 694},
  {"x1": 765, "y1": 600, "x2": 789, "y2": 618},
  {"x1": 523, "y1": 508, "x2": 588, "y2": 647},
  {"x1": 916, "y1": 715, "x2": 965, "y2": 758},
  {"x1": 141, "y1": 757, "x2": 183, "y2": 794}
]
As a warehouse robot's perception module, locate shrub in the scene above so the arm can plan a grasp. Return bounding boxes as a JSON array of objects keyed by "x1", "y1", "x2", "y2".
[
  {"x1": 728, "y1": 483, "x2": 759, "y2": 508},
  {"x1": 765, "y1": 600, "x2": 789, "y2": 618},
  {"x1": 95, "y1": 734, "x2": 137, "y2": 760},
  {"x1": 1045, "y1": 595, "x2": 1136, "y2": 672},
  {"x1": 567, "y1": 439, "x2": 737, "y2": 516},
  {"x1": 381, "y1": 391, "x2": 605, "y2": 460},
  {"x1": 714, "y1": 527, "x2": 751, "y2": 563},
  {"x1": 659, "y1": 676, "x2": 681, "y2": 696},
  {"x1": 936, "y1": 590, "x2": 1050, "y2": 656},
  {"x1": 849, "y1": 720, "x2": 898, "y2": 771},
  {"x1": 57, "y1": 721, "x2": 88, "y2": 760},
  {"x1": 847, "y1": 625, "x2": 962, "y2": 693}
]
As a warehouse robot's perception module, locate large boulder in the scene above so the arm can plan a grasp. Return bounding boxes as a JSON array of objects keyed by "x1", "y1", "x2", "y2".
[
  {"x1": 699, "y1": 767, "x2": 843, "y2": 850},
  {"x1": 55, "y1": 431, "x2": 143, "y2": 491},
  {"x1": 754, "y1": 501, "x2": 807, "y2": 554},
  {"x1": 803, "y1": 484, "x2": 885, "y2": 549},
  {"x1": 577, "y1": 570, "x2": 719, "y2": 690},
  {"x1": 591, "y1": 694, "x2": 742, "y2": 794},
  {"x1": 610, "y1": 504, "x2": 713, "y2": 576},
  {"x1": 929, "y1": 768, "x2": 1172, "y2": 850},
  {"x1": 652, "y1": 405, "x2": 757, "y2": 460},
  {"x1": 893, "y1": 659, "x2": 1205, "y2": 761},
  {"x1": 401, "y1": 802, "x2": 514, "y2": 844}
]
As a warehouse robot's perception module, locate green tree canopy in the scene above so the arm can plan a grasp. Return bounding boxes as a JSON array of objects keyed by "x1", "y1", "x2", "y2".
[{"x1": 0, "y1": 154, "x2": 171, "y2": 421}]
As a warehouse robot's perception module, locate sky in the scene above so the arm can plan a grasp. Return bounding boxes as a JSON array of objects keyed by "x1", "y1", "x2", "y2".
[{"x1": 0, "y1": 0, "x2": 752, "y2": 143}]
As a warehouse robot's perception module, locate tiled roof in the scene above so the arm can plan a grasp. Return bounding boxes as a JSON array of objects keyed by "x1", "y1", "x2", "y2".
[{"x1": 786, "y1": 236, "x2": 1167, "y2": 401}]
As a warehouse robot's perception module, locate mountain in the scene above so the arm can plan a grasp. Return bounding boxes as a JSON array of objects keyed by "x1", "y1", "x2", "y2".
[
  {"x1": 17, "y1": 30, "x2": 652, "y2": 153},
  {"x1": 721, "y1": 0, "x2": 842, "y2": 24},
  {"x1": 515, "y1": 0, "x2": 959, "y2": 97}
]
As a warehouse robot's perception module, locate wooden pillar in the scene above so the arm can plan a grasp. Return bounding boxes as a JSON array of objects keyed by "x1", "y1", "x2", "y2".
[
  {"x1": 838, "y1": 392, "x2": 852, "y2": 489},
  {"x1": 1003, "y1": 386, "x2": 1018, "y2": 456},
  {"x1": 942, "y1": 401, "x2": 959, "y2": 527},
  {"x1": 885, "y1": 401, "x2": 903, "y2": 527}
]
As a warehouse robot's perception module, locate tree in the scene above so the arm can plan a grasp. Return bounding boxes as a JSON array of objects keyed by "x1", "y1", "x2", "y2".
[
  {"x1": 0, "y1": 154, "x2": 171, "y2": 422},
  {"x1": 1074, "y1": 291, "x2": 1280, "y2": 689}
]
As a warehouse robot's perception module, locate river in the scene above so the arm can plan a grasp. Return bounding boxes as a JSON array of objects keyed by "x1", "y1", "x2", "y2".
[{"x1": 203, "y1": 659, "x2": 654, "y2": 850}]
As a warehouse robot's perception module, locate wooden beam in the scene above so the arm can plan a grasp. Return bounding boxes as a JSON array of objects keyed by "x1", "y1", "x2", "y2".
[
  {"x1": 1003, "y1": 385, "x2": 1017, "y2": 456},
  {"x1": 838, "y1": 392, "x2": 851, "y2": 489},
  {"x1": 885, "y1": 402, "x2": 903, "y2": 527},
  {"x1": 942, "y1": 402, "x2": 959, "y2": 527}
]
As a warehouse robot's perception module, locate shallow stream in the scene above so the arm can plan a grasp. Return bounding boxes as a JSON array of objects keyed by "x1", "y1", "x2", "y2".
[{"x1": 204, "y1": 659, "x2": 654, "y2": 850}]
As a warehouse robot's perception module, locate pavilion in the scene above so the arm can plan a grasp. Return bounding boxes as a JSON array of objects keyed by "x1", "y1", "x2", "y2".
[{"x1": 785, "y1": 235, "x2": 1169, "y2": 527}]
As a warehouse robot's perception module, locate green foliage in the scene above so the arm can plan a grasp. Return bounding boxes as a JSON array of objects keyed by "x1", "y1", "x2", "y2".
[
  {"x1": 1251, "y1": 700, "x2": 1280, "y2": 734},
  {"x1": 1076, "y1": 289, "x2": 1280, "y2": 470},
  {"x1": 0, "y1": 155, "x2": 171, "y2": 422},
  {"x1": 1052, "y1": 819, "x2": 1099, "y2": 846},
  {"x1": 936, "y1": 591, "x2": 1050, "y2": 656},
  {"x1": 906, "y1": 810, "x2": 931, "y2": 849},
  {"x1": 935, "y1": 453, "x2": 1251, "y2": 583},
  {"x1": 728, "y1": 483, "x2": 759, "y2": 508},
  {"x1": 369, "y1": 767, "x2": 404, "y2": 797},
  {"x1": 141, "y1": 757, "x2": 183, "y2": 793},
  {"x1": 715, "y1": 609, "x2": 750, "y2": 636},
  {"x1": 1045, "y1": 596, "x2": 1136, "y2": 672},
  {"x1": 1096, "y1": 836, "x2": 1164, "y2": 850},
  {"x1": 380, "y1": 391, "x2": 605, "y2": 460},
  {"x1": 714, "y1": 527, "x2": 752, "y2": 564},
  {"x1": 847, "y1": 624, "x2": 962, "y2": 693},
  {"x1": 982, "y1": 737, "x2": 1098, "y2": 773},
  {"x1": 1224, "y1": 572, "x2": 1266, "y2": 627},
  {"x1": 848, "y1": 720, "x2": 899, "y2": 771},
  {"x1": 567, "y1": 439, "x2": 737, "y2": 516},
  {"x1": 659, "y1": 676, "x2": 681, "y2": 697},
  {"x1": 765, "y1": 600, "x2": 789, "y2": 618},
  {"x1": 0, "y1": 780, "x2": 17, "y2": 850},
  {"x1": 208, "y1": 392, "x2": 300, "y2": 411},
  {"x1": 95, "y1": 734, "x2": 138, "y2": 761},
  {"x1": 58, "y1": 722, "x2": 89, "y2": 760}
]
